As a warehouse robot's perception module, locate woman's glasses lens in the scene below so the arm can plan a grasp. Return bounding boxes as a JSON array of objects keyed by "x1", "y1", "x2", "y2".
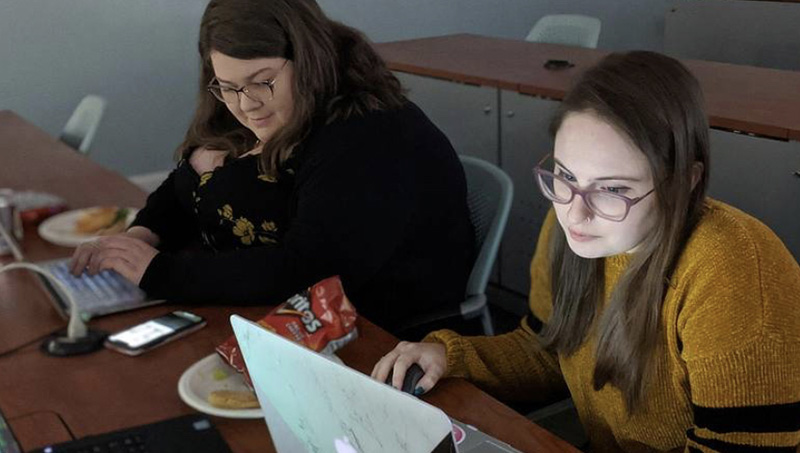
[
  {"x1": 536, "y1": 172, "x2": 572, "y2": 203},
  {"x1": 535, "y1": 171, "x2": 629, "y2": 221},
  {"x1": 586, "y1": 193, "x2": 627, "y2": 220},
  {"x1": 207, "y1": 83, "x2": 274, "y2": 104}
]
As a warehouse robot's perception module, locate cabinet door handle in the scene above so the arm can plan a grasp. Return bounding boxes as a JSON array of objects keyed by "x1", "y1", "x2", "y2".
[
  {"x1": 483, "y1": 106, "x2": 492, "y2": 115},
  {"x1": 794, "y1": 170, "x2": 800, "y2": 178},
  {"x1": 506, "y1": 111, "x2": 515, "y2": 118}
]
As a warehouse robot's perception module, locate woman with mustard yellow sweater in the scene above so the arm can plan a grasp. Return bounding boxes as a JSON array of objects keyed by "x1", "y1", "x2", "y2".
[{"x1": 372, "y1": 51, "x2": 800, "y2": 452}]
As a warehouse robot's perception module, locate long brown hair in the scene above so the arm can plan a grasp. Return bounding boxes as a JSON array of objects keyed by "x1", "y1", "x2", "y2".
[
  {"x1": 179, "y1": 0, "x2": 406, "y2": 176},
  {"x1": 540, "y1": 51, "x2": 710, "y2": 409}
]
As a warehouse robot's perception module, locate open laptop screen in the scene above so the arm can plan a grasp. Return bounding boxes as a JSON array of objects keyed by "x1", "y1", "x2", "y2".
[{"x1": 231, "y1": 315, "x2": 454, "y2": 453}]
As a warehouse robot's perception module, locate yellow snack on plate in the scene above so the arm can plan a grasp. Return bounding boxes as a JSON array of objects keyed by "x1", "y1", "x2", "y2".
[
  {"x1": 75, "y1": 207, "x2": 129, "y2": 235},
  {"x1": 207, "y1": 390, "x2": 260, "y2": 409}
]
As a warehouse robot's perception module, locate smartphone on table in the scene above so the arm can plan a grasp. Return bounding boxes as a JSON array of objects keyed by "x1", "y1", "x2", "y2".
[{"x1": 105, "y1": 311, "x2": 206, "y2": 356}]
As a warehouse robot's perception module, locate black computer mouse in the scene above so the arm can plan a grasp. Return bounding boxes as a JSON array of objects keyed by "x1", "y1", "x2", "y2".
[{"x1": 385, "y1": 363, "x2": 426, "y2": 395}]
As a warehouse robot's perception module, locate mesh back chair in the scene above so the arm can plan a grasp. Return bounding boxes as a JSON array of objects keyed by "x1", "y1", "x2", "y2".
[
  {"x1": 525, "y1": 14, "x2": 602, "y2": 49},
  {"x1": 59, "y1": 95, "x2": 107, "y2": 155},
  {"x1": 395, "y1": 156, "x2": 512, "y2": 337},
  {"x1": 459, "y1": 156, "x2": 513, "y2": 336}
]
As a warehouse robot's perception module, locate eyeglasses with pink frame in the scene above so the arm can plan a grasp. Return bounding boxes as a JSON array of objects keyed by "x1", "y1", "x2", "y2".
[{"x1": 532, "y1": 153, "x2": 655, "y2": 222}]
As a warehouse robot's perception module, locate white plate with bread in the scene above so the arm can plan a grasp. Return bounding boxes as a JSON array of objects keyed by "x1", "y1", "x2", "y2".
[
  {"x1": 177, "y1": 353, "x2": 263, "y2": 419},
  {"x1": 37, "y1": 206, "x2": 138, "y2": 247},
  {"x1": 177, "y1": 352, "x2": 344, "y2": 419}
]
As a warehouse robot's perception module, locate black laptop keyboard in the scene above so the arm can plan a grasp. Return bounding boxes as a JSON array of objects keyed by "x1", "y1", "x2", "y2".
[
  {"x1": 29, "y1": 415, "x2": 231, "y2": 453},
  {"x1": 56, "y1": 434, "x2": 149, "y2": 453}
]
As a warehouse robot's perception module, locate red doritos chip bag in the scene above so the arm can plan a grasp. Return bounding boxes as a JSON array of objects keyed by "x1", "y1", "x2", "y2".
[{"x1": 216, "y1": 276, "x2": 358, "y2": 387}]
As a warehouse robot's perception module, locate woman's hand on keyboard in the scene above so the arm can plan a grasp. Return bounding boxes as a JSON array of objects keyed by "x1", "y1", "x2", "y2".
[{"x1": 69, "y1": 234, "x2": 159, "y2": 285}]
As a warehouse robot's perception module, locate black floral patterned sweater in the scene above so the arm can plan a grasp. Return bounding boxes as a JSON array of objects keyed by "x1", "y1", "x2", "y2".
[{"x1": 132, "y1": 102, "x2": 476, "y2": 334}]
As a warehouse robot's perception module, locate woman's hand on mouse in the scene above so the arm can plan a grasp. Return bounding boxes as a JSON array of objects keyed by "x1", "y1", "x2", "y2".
[{"x1": 371, "y1": 341, "x2": 447, "y2": 394}]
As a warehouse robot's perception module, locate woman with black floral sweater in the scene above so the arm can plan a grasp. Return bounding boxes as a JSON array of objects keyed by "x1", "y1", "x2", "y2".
[{"x1": 69, "y1": 0, "x2": 475, "y2": 336}]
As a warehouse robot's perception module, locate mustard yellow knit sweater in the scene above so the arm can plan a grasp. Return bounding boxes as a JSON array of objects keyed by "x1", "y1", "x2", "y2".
[{"x1": 425, "y1": 199, "x2": 800, "y2": 452}]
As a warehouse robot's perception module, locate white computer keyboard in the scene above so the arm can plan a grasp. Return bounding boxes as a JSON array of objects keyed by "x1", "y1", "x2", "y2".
[{"x1": 42, "y1": 259, "x2": 147, "y2": 316}]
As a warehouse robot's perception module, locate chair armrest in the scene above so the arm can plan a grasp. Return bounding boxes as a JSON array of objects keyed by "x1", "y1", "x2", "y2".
[{"x1": 460, "y1": 294, "x2": 487, "y2": 318}]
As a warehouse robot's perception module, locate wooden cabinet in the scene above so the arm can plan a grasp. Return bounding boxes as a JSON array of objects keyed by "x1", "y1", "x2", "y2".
[
  {"x1": 497, "y1": 91, "x2": 559, "y2": 295},
  {"x1": 395, "y1": 73, "x2": 498, "y2": 165},
  {"x1": 708, "y1": 130, "x2": 800, "y2": 259}
]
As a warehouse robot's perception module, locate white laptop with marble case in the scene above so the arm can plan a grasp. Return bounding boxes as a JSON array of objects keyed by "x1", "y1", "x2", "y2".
[
  {"x1": 230, "y1": 315, "x2": 522, "y2": 453},
  {"x1": 231, "y1": 315, "x2": 454, "y2": 452}
]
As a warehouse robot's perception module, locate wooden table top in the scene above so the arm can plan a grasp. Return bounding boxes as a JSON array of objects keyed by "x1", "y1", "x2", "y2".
[
  {"x1": 0, "y1": 110, "x2": 147, "y2": 210},
  {"x1": 376, "y1": 34, "x2": 800, "y2": 141},
  {"x1": 0, "y1": 111, "x2": 578, "y2": 453}
]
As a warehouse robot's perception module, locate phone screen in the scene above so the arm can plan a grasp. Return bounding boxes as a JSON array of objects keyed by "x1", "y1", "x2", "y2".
[{"x1": 107, "y1": 311, "x2": 202, "y2": 349}]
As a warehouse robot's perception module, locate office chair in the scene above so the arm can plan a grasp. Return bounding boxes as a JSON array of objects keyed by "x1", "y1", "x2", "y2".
[
  {"x1": 398, "y1": 156, "x2": 513, "y2": 337},
  {"x1": 525, "y1": 14, "x2": 602, "y2": 49},
  {"x1": 59, "y1": 95, "x2": 107, "y2": 155},
  {"x1": 458, "y1": 156, "x2": 513, "y2": 335}
]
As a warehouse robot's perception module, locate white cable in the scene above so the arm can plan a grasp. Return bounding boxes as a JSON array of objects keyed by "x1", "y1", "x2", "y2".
[
  {"x1": 0, "y1": 262, "x2": 88, "y2": 339},
  {"x1": 0, "y1": 219, "x2": 24, "y2": 262}
]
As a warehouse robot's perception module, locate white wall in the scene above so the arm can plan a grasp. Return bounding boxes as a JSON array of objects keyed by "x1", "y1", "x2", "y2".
[
  {"x1": 319, "y1": 0, "x2": 669, "y2": 51},
  {"x1": 0, "y1": 0, "x2": 670, "y2": 176},
  {"x1": 0, "y1": 0, "x2": 207, "y2": 176},
  {"x1": 665, "y1": 0, "x2": 800, "y2": 71}
]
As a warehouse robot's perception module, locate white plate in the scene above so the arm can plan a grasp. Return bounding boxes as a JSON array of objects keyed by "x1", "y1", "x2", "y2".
[
  {"x1": 177, "y1": 353, "x2": 262, "y2": 419},
  {"x1": 37, "y1": 207, "x2": 138, "y2": 247},
  {"x1": 177, "y1": 352, "x2": 344, "y2": 419}
]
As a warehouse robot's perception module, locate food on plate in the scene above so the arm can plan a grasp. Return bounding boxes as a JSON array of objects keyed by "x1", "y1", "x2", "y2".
[
  {"x1": 212, "y1": 367, "x2": 229, "y2": 381},
  {"x1": 75, "y1": 207, "x2": 130, "y2": 235},
  {"x1": 207, "y1": 389, "x2": 260, "y2": 409}
]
